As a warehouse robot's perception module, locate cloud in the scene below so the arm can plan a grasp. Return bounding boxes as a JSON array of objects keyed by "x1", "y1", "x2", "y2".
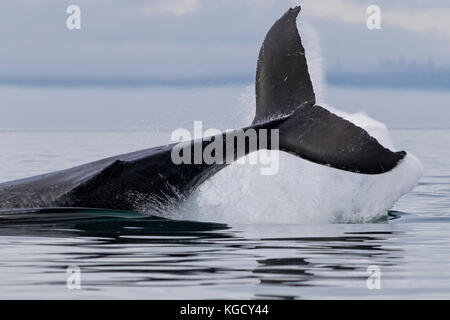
[
  {"x1": 385, "y1": 9, "x2": 450, "y2": 40},
  {"x1": 304, "y1": 0, "x2": 450, "y2": 41},
  {"x1": 1, "y1": 0, "x2": 449, "y2": 80},
  {"x1": 139, "y1": 0, "x2": 200, "y2": 16},
  {"x1": 304, "y1": 0, "x2": 365, "y2": 24}
]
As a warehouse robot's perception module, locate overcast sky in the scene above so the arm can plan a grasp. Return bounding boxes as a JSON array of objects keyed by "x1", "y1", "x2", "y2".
[
  {"x1": 1, "y1": 0, "x2": 450, "y2": 81},
  {"x1": 1, "y1": 1, "x2": 450, "y2": 129}
]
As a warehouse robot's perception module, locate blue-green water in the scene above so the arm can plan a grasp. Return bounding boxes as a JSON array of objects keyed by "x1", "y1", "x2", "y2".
[{"x1": 0, "y1": 128, "x2": 449, "y2": 299}]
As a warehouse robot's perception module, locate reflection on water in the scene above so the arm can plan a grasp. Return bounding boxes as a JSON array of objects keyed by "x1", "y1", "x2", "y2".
[{"x1": 0, "y1": 208, "x2": 430, "y2": 299}]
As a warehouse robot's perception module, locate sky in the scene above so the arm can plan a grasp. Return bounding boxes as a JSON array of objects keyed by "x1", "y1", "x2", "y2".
[
  {"x1": 1, "y1": 1, "x2": 449, "y2": 129},
  {"x1": 1, "y1": 0, "x2": 450, "y2": 84}
]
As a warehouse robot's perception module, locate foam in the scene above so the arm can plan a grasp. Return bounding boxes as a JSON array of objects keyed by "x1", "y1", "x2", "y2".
[
  {"x1": 171, "y1": 21, "x2": 423, "y2": 224},
  {"x1": 173, "y1": 95, "x2": 423, "y2": 224}
]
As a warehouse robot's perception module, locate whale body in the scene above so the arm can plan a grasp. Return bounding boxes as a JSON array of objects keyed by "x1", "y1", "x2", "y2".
[{"x1": 0, "y1": 7, "x2": 405, "y2": 213}]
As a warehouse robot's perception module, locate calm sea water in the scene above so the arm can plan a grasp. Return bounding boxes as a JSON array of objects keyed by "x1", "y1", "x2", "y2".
[
  {"x1": 0, "y1": 85, "x2": 449, "y2": 299},
  {"x1": 0, "y1": 128, "x2": 448, "y2": 299}
]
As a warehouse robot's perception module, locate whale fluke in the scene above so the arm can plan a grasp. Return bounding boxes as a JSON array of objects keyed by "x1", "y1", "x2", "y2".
[
  {"x1": 254, "y1": 6, "x2": 315, "y2": 124},
  {"x1": 255, "y1": 6, "x2": 406, "y2": 174},
  {"x1": 277, "y1": 104, "x2": 406, "y2": 174},
  {"x1": 0, "y1": 7, "x2": 407, "y2": 212}
]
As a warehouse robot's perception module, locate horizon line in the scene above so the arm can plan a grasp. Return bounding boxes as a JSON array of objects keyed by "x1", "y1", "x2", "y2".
[{"x1": 1, "y1": 70, "x2": 449, "y2": 90}]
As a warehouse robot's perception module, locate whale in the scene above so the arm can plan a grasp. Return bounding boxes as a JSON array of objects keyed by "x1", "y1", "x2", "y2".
[{"x1": 0, "y1": 7, "x2": 406, "y2": 213}]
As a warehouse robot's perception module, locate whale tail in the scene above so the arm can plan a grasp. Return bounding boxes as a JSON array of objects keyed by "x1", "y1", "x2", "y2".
[
  {"x1": 254, "y1": 6, "x2": 406, "y2": 174},
  {"x1": 253, "y1": 6, "x2": 315, "y2": 124}
]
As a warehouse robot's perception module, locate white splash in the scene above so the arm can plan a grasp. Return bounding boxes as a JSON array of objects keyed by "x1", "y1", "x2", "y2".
[
  {"x1": 175, "y1": 92, "x2": 422, "y2": 224},
  {"x1": 179, "y1": 150, "x2": 421, "y2": 224},
  {"x1": 173, "y1": 19, "x2": 423, "y2": 224}
]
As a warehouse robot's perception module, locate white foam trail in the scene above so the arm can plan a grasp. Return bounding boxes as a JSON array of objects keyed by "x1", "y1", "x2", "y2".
[{"x1": 173, "y1": 21, "x2": 423, "y2": 224}]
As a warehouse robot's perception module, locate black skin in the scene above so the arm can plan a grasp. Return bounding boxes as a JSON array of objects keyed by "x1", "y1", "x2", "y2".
[{"x1": 0, "y1": 7, "x2": 405, "y2": 213}]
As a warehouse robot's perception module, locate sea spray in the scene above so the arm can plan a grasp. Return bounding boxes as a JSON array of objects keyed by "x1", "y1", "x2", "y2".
[{"x1": 173, "y1": 21, "x2": 423, "y2": 224}]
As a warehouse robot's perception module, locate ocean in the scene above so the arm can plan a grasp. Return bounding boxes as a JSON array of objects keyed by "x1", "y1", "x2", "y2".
[{"x1": 0, "y1": 84, "x2": 449, "y2": 299}]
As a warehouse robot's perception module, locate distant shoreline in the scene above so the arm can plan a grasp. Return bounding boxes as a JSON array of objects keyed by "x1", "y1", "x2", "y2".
[{"x1": 1, "y1": 70, "x2": 450, "y2": 90}]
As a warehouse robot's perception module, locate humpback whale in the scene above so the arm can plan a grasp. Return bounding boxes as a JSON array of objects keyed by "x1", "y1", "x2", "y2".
[{"x1": 0, "y1": 7, "x2": 405, "y2": 213}]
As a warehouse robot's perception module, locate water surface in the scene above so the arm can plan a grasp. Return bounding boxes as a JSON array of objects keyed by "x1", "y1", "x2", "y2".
[{"x1": 0, "y1": 128, "x2": 449, "y2": 299}]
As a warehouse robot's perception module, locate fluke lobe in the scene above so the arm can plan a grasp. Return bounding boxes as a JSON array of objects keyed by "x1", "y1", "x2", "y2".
[{"x1": 0, "y1": 7, "x2": 406, "y2": 212}]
